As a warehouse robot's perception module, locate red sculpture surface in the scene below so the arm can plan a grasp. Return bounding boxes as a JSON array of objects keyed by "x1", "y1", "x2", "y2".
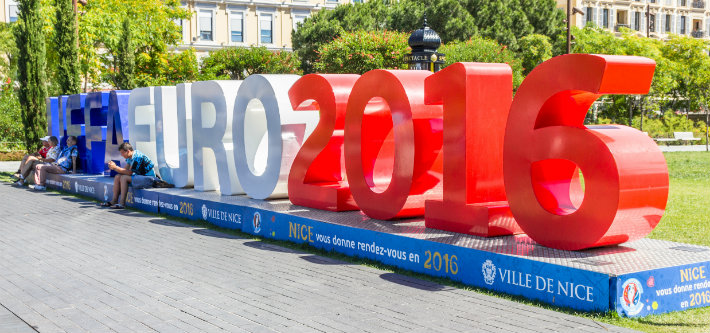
[
  {"x1": 503, "y1": 54, "x2": 669, "y2": 250},
  {"x1": 424, "y1": 62, "x2": 523, "y2": 237},
  {"x1": 288, "y1": 74, "x2": 360, "y2": 211},
  {"x1": 344, "y1": 70, "x2": 444, "y2": 220}
]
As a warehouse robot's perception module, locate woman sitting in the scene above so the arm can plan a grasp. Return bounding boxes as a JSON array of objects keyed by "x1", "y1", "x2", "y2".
[
  {"x1": 13, "y1": 136, "x2": 52, "y2": 180},
  {"x1": 102, "y1": 142, "x2": 156, "y2": 209}
]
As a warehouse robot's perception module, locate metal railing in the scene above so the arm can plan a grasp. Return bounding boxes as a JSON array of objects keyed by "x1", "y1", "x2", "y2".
[
  {"x1": 692, "y1": 30, "x2": 705, "y2": 38},
  {"x1": 692, "y1": 0, "x2": 705, "y2": 9}
]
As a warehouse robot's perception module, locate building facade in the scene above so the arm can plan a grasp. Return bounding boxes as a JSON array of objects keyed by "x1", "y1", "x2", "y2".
[
  {"x1": 1, "y1": 0, "x2": 18, "y2": 23},
  {"x1": 177, "y1": 0, "x2": 362, "y2": 54},
  {"x1": 0, "y1": 0, "x2": 361, "y2": 53},
  {"x1": 558, "y1": 0, "x2": 710, "y2": 39}
]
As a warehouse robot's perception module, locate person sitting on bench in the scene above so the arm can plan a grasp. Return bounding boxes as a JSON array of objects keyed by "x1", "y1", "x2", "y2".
[
  {"x1": 13, "y1": 136, "x2": 52, "y2": 180},
  {"x1": 102, "y1": 142, "x2": 156, "y2": 209},
  {"x1": 31, "y1": 136, "x2": 78, "y2": 191},
  {"x1": 13, "y1": 136, "x2": 60, "y2": 187}
]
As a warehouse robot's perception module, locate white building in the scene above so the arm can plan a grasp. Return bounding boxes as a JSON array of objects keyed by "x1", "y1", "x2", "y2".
[
  {"x1": 0, "y1": 0, "x2": 363, "y2": 52},
  {"x1": 1, "y1": 0, "x2": 18, "y2": 23},
  {"x1": 558, "y1": 0, "x2": 709, "y2": 39},
  {"x1": 177, "y1": 0, "x2": 363, "y2": 53}
]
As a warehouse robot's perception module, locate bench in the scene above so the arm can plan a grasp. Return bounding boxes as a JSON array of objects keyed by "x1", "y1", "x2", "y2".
[{"x1": 654, "y1": 132, "x2": 701, "y2": 143}]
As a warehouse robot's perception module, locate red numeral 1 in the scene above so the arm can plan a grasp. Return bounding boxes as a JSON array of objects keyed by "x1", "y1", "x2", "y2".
[
  {"x1": 424, "y1": 63, "x2": 522, "y2": 236},
  {"x1": 288, "y1": 74, "x2": 360, "y2": 211}
]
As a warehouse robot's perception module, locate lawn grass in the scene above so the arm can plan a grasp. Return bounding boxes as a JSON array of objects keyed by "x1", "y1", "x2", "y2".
[
  {"x1": 1, "y1": 151, "x2": 708, "y2": 332},
  {"x1": 585, "y1": 152, "x2": 710, "y2": 333}
]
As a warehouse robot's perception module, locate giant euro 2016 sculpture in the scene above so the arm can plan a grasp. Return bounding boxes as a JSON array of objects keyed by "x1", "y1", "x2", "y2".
[{"x1": 45, "y1": 54, "x2": 669, "y2": 251}]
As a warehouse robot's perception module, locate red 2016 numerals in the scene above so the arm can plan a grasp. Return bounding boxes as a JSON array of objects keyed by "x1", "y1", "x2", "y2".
[
  {"x1": 287, "y1": 54, "x2": 669, "y2": 250},
  {"x1": 424, "y1": 62, "x2": 522, "y2": 237},
  {"x1": 504, "y1": 54, "x2": 668, "y2": 250},
  {"x1": 288, "y1": 74, "x2": 359, "y2": 211}
]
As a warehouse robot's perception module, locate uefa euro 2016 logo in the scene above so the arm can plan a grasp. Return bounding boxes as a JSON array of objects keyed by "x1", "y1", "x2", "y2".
[
  {"x1": 201, "y1": 204, "x2": 208, "y2": 220},
  {"x1": 482, "y1": 260, "x2": 496, "y2": 285},
  {"x1": 252, "y1": 212, "x2": 262, "y2": 234},
  {"x1": 620, "y1": 278, "x2": 644, "y2": 316}
]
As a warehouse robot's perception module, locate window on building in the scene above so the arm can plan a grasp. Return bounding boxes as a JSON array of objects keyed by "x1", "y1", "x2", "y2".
[
  {"x1": 586, "y1": 7, "x2": 593, "y2": 23},
  {"x1": 680, "y1": 0, "x2": 687, "y2": 6},
  {"x1": 603, "y1": 9, "x2": 609, "y2": 28},
  {"x1": 681, "y1": 16, "x2": 686, "y2": 34},
  {"x1": 634, "y1": 12, "x2": 641, "y2": 30},
  {"x1": 231, "y1": 12, "x2": 244, "y2": 43},
  {"x1": 665, "y1": 14, "x2": 671, "y2": 32},
  {"x1": 649, "y1": 14, "x2": 655, "y2": 31},
  {"x1": 8, "y1": 4, "x2": 18, "y2": 22},
  {"x1": 199, "y1": 10, "x2": 213, "y2": 41},
  {"x1": 293, "y1": 14, "x2": 308, "y2": 31},
  {"x1": 260, "y1": 14, "x2": 273, "y2": 44}
]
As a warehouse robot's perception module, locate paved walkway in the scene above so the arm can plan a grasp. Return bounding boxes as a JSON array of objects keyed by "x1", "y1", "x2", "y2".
[
  {"x1": 658, "y1": 144, "x2": 709, "y2": 152},
  {"x1": 0, "y1": 161, "x2": 20, "y2": 172},
  {"x1": 0, "y1": 183, "x2": 637, "y2": 333}
]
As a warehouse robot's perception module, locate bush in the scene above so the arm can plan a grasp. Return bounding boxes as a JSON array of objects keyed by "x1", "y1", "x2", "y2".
[
  {"x1": 133, "y1": 48, "x2": 200, "y2": 87},
  {"x1": 0, "y1": 79, "x2": 23, "y2": 148},
  {"x1": 518, "y1": 34, "x2": 552, "y2": 75},
  {"x1": 439, "y1": 35, "x2": 524, "y2": 88},
  {"x1": 199, "y1": 47, "x2": 301, "y2": 80},
  {"x1": 313, "y1": 30, "x2": 409, "y2": 74},
  {"x1": 596, "y1": 112, "x2": 707, "y2": 145}
]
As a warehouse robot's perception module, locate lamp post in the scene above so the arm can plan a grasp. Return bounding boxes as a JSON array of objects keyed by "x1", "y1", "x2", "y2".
[
  {"x1": 405, "y1": 17, "x2": 445, "y2": 72},
  {"x1": 566, "y1": 0, "x2": 584, "y2": 54}
]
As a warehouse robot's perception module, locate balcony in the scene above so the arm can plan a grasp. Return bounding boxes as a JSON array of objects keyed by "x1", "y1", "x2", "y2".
[
  {"x1": 615, "y1": 24, "x2": 629, "y2": 32},
  {"x1": 692, "y1": 0, "x2": 705, "y2": 8},
  {"x1": 692, "y1": 30, "x2": 705, "y2": 38}
]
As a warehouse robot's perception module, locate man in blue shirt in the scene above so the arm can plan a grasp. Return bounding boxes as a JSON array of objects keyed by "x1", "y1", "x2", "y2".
[
  {"x1": 102, "y1": 142, "x2": 156, "y2": 209},
  {"x1": 31, "y1": 136, "x2": 78, "y2": 191}
]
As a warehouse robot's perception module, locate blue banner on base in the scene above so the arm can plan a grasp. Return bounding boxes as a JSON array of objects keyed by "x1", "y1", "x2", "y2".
[
  {"x1": 613, "y1": 262, "x2": 710, "y2": 317},
  {"x1": 42, "y1": 173, "x2": 710, "y2": 317}
]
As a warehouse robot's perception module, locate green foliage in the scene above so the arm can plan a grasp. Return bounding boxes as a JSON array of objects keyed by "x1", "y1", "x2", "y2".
[
  {"x1": 135, "y1": 48, "x2": 199, "y2": 86},
  {"x1": 200, "y1": 47, "x2": 300, "y2": 80},
  {"x1": 78, "y1": 0, "x2": 190, "y2": 89},
  {"x1": 292, "y1": 0, "x2": 564, "y2": 73},
  {"x1": 0, "y1": 80, "x2": 23, "y2": 144},
  {"x1": 53, "y1": 0, "x2": 80, "y2": 95},
  {"x1": 595, "y1": 112, "x2": 707, "y2": 144},
  {"x1": 518, "y1": 34, "x2": 552, "y2": 75},
  {"x1": 114, "y1": 18, "x2": 136, "y2": 90},
  {"x1": 314, "y1": 30, "x2": 409, "y2": 74},
  {"x1": 439, "y1": 35, "x2": 524, "y2": 88},
  {"x1": 0, "y1": 23, "x2": 17, "y2": 82},
  {"x1": 14, "y1": 0, "x2": 48, "y2": 153}
]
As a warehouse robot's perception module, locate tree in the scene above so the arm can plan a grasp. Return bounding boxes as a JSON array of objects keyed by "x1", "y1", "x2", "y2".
[
  {"x1": 14, "y1": 0, "x2": 48, "y2": 152},
  {"x1": 54, "y1": 0, "x2": 80, "y2": 94},
  {"x1": 0, "y1": 23, "x2": 17, "y2": 82},
  {"x1": 292, "y1": 0, "x2": 564, "y2": 73},
  {"x1": 78, "y1": 0, "x2": 189, "y2": 88},
  {"x1": 439, "y1": 35, "x2": 524, "y2": 88},
  {"x1": 114, "y1": 17, "x2": 136, "y2": 90},
  {"x1": 199, "y1": 47, "x2": 300, "y2": 80},
  {"x1": 518, "y1": 34, "x2": 552, "y2": 75},
  {"x1": 313, "y1": 30, "x2": 409, "y2": 74}
]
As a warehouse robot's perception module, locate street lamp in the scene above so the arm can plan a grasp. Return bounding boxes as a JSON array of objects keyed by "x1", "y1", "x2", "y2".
[{"x1": 566, "y1": 0, "x2": 584, "y2": 54}]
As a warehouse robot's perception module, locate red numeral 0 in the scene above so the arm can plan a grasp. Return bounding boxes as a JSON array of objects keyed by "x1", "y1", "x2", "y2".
[{"x1": 344, "y1": 70, "x2": 443, "y2": 220}]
